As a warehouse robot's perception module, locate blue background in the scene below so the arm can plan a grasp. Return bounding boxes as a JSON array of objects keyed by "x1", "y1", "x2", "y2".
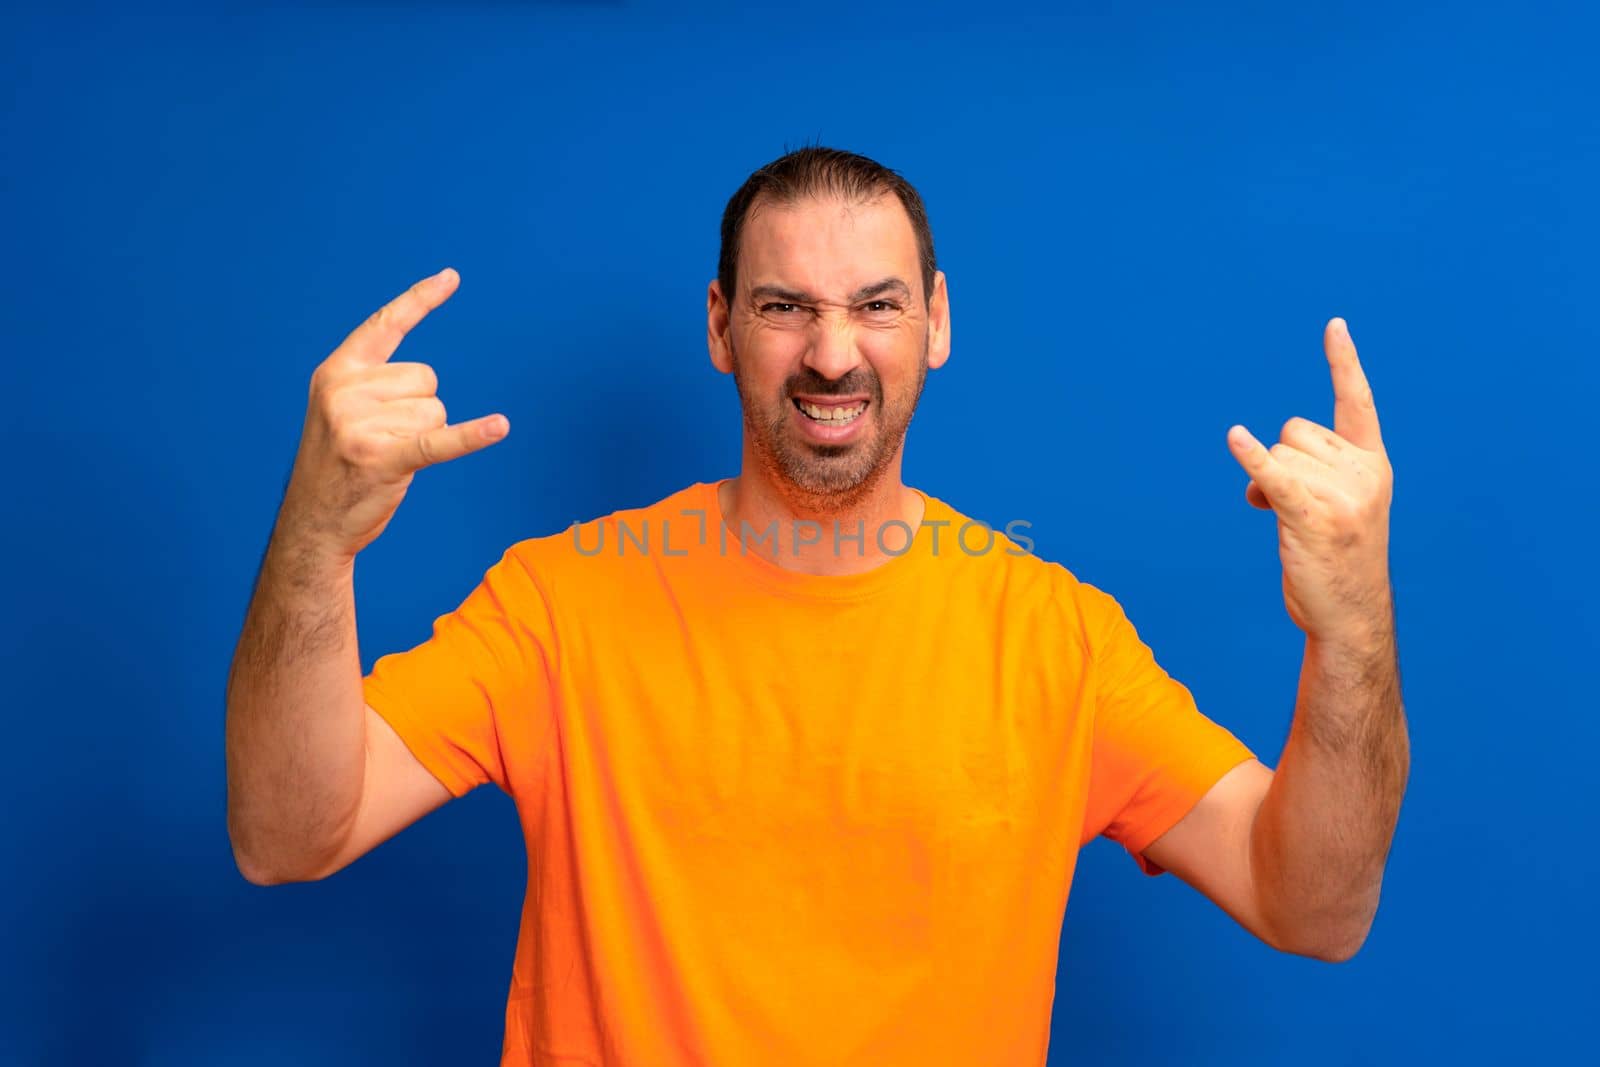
[{"x1": 4, "y1": 1, "x2": 1594, "y2": 1063}]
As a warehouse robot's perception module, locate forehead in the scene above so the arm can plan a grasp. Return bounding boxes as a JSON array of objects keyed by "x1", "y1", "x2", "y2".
[{"x1": 739, "y1": 193, "x2": 919, "y2": 300}]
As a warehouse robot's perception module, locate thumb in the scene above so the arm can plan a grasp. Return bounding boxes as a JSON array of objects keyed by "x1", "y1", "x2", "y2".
[{"x1": 1245, "y1": 479, "x2": 1272, "y2": 511}]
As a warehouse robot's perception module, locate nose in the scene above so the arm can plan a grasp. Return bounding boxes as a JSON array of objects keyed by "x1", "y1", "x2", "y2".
[{"x1": 801, "y1": 313, "x2": 864, "y2": 383}]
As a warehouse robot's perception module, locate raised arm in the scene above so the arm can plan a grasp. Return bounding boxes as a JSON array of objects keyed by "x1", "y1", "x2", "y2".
[
  {"x1": 225, "y1": 268, "x2": 509, "y2": 885},
  {"x1": 1143, "y1": 318, "x2": 1409, "y2": 961}
]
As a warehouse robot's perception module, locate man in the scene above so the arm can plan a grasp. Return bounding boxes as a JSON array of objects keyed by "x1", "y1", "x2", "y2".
[{"x1": 225, "y1": 147, "x2": 1409, "y2": 1065}]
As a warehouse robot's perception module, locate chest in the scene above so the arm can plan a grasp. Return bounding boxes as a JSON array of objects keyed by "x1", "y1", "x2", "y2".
[{"x1": 552, "y1": 593, "x2": 1087, "y2": 850}]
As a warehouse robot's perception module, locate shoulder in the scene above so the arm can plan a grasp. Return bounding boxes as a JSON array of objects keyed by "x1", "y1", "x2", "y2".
[{"x1": 918, "y1": 488, "x2": 1108, "y2": 643}]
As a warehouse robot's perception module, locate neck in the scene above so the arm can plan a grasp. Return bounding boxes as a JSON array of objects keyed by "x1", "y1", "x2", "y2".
[{"x1": 717, "y1": 453, "x2": 925, "y2": 577}]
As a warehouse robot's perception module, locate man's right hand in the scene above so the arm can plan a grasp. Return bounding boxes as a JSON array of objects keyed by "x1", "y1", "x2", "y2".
[{"x1": 281, "y1": 267, "x2": 509, "y2": 561}]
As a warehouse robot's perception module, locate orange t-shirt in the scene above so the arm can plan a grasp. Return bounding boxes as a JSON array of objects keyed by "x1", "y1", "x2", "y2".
[{"x1": 361, "y1": 479, "x2": 1256, "y2": 1066}]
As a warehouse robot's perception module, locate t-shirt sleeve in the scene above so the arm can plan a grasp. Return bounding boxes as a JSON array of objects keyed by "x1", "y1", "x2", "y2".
[
  {"x1": 1077, "y1": 580, "x2": 1257, "y2": 877},
  {"x1": 361, "y1": 544, "x2": 556, "y2": 799}
]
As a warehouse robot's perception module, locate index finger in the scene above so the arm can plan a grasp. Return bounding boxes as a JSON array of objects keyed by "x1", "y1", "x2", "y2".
[
  {"x1": 1325, "y1": 317, "x2": 1383, "y2": 451},
  {"x1": 332, "y1": 267, "x2": 460, "y2": 368}
]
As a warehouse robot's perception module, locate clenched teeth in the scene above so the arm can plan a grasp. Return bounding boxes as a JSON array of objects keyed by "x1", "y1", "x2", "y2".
[{"x1": 797, "y1": 400, "x2": 867, "y2": 423}]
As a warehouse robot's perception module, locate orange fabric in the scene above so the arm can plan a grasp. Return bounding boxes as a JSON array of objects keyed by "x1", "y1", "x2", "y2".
[{"x1": 362, "y1": 480, "x2": 1256, "y2": 1066}]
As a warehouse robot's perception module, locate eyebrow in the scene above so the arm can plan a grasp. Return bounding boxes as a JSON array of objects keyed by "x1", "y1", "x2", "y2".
[{"x1": 749, "y1": 277, "x2": 913, "y2": 304}]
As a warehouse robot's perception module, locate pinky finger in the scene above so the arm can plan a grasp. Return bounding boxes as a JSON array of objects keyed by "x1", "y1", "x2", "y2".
[
  {"x1": 396, "y1": 413, "x2": 510, "y2": 474},
  {"x1": 1227, "y1": 424, "x2": 1309, "y2": 513}
]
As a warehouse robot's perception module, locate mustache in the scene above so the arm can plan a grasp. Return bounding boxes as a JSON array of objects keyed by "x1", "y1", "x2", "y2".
[{"x1": 784, "y1": 368, "x2": 881, "y2": 401}]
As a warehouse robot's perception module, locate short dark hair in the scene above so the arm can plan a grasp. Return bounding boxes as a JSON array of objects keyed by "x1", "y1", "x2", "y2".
[{"x1": 717, "y1": 146, "x2": 938, "y2": 309}]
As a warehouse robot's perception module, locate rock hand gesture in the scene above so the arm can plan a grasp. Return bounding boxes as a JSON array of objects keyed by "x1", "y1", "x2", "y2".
[
  {"x1": 1226, "y1": 318, "x2": 1395, "y2": 648},
  {"x1": 281, "y1": 268, "x2": 509, "y2": 562}
]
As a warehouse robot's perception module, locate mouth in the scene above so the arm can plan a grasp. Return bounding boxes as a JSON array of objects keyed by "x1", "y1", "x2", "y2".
[{"x1": 792, "y1": 397, "x2": 869, "y2": 426}]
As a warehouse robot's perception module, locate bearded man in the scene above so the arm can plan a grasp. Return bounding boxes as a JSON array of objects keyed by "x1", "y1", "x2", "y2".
[{"x1": 225, "y1": 146, "x2": 1409, "y2": 1066}]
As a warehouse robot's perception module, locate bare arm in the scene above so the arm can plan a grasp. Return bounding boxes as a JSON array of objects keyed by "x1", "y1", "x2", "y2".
[
  {"x1": 1144, "y1": 621, "x2": 1408, "y2": 960},
  {"x1": 225, "y1": 268, "x2": 509, "y2": 884},
  {"x1": 224, "y1": 517, "x2": 449, "y2": 884},
  {"x1": 1251, "y1": 621, "x2": 1408, "y2": 959}
]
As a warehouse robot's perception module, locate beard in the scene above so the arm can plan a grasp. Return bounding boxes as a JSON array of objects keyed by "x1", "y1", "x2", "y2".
[{"x1": 729, "y1": 335, "x2": 929, "y2": 510}]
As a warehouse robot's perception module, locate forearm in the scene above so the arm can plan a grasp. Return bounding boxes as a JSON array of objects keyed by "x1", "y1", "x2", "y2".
[
  {"x1": 225, "y1": 505, "x2": 367, "y2": 884},
  {"x1": 1250, "y1": 601, "x2": 1411, "y2": 960}
]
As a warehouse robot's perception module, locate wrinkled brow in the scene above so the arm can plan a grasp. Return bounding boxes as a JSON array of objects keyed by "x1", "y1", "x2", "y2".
[{"x1": 749, "y1": 277, "x2": 913, "y2": 304}]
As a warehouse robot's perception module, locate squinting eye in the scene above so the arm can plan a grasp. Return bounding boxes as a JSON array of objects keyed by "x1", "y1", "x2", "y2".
[
  {"x1": 863, "y1": 301, "x2": 900, "y2": 313},
  {"x1": 762, "y1": 303, "x2": 802, "y2": 314}
]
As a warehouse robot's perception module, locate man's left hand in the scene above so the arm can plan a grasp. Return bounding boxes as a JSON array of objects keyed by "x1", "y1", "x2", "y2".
[{"x1": 1226, "y1": 318, "x2": 1395, "y2": 647}]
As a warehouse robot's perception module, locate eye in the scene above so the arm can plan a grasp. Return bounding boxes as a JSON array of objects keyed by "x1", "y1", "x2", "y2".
[
  {"x1": 761, "y1": 302, "x2": 804, "y2": 315},
  {"x1": 862, "y1": 300, "x2": 901, "y2": 314}
]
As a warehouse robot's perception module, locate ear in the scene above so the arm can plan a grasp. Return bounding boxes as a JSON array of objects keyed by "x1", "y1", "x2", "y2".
[
  {"x1": 707, "y1": 279, "x2": 734, "y2": 375},
  {"x1": 926, "y1": 270, "x2": 951, "y2": 371}
]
